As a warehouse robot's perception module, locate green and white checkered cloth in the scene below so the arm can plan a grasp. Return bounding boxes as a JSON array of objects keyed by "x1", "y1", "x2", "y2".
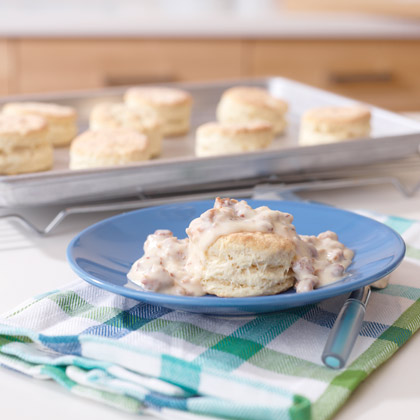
[{"x1": 1, "y1": 213, "x2": 420, "y2": 420}]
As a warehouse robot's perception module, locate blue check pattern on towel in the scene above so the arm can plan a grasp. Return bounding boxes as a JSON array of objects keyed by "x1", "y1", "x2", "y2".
[{"x1": 1, "y1": 213, "x2": 420, "y2": 420}]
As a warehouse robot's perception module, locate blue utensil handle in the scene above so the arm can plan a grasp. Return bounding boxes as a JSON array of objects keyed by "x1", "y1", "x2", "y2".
[{"x1": 322, "y1": 287, "x2": 370, "y2": 369}]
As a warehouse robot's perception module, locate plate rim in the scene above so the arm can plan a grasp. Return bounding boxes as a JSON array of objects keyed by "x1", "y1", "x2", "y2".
[{"x1": 66, "y1": 200, "x2": 406, "y2": 309}]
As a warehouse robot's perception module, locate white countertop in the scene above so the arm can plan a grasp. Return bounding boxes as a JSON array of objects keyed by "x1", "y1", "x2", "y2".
[
  {"x1": 1, "y1": 164, "x2": 420, "y2": 420},
  {"x1": 1, "y1": 1, "x2": 420, "y2": 38}
]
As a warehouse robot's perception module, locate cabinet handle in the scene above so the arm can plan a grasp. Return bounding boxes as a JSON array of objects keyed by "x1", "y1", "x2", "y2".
[
  {"x1": 328, "y1": 71, "x2": 393, "y2": 84},
  {"x1": 104, "y1": 74, "x2": 176, "y2": 87}
]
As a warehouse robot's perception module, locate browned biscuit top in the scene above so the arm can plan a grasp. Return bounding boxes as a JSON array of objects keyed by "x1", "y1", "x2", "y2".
[
  {"x1": 207, "y1": 231, "x2": 296, "y2": 257},
  {"x1": 70, "y1": 129, "x2": 148, "y2": 157},
  {"x1": 3, "y1": 102, "x2": 76, "y2": 120},
  {"x1": 90, "y1": 103, "x2": 161, "y2": 130},
  {"x1": 221, "y1": 86, "x2": 288, "y2": 113},
  {"x1": 303, "y1": 106, "x2": 371, "y2": 125},
  {"x1": 125, "y1": 87, "x2": 192, "y2": 107},
  {"x1": 0, "y1": 114, "x2": 48, "y2": 136},
  {"x1": 197, "y1": 120, "x2": 273, "y2": 136}
]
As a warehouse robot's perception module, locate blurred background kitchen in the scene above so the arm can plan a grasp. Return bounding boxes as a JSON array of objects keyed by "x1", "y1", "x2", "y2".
[{"x1": 1, "y1": 0, "x2": 420, "y2": 112}]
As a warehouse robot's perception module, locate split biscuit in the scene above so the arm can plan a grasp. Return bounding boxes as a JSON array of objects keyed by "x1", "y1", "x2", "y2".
[
  {"x1": 90, "y1": 102, "x2": 163, "y2": 157},
  {"x1": 201, "y1": 232, "x2": 296, "y2": 297},
  {"x1": 3, "y1": 102, "x2": 77, "y2": 147},
  {"x1": 124, "y1": 86, "x2": 192, "y2": 137},
  {"x1": 299, "y1": 106, "x2": 371, "y2": 146},
  {"x1": 216, "y1": 86, "x2": 288, "y2": 135},
  {"x1": 69, "y1": 129, "x2": 150, "y2": 170},
  {"x1": 0, "y1": 114, "x2": 53, "y2": 175},
  {"x1": 195, "y1": 120, "x2": 274, "y2": 157}
]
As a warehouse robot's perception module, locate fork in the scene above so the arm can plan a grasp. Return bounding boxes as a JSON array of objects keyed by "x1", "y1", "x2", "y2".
[{"x1": 322, "y1": 276, "x2": 389, "y2": 369}]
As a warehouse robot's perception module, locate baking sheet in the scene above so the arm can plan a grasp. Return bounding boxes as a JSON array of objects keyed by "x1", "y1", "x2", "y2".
[{"x1": 1, "y1": 77, "x2": 420, "y2": 207}]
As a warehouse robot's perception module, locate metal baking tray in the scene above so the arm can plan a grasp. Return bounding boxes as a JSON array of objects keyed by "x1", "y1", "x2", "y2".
[{"x1": 1, "y1": 77, "x2": 420, "y2": 207}]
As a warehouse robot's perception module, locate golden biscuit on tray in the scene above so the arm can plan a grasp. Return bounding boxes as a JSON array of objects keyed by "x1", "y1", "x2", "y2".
[
  {"x1": 90, "y1": 102, "x2": 163, "y2": 158},
  {"x1": 195, "y1": 120, "x2": 274, "y2": 157},
  {"x1": 124, "y1": 86, "x2": 192, "y2": 137},
  {"x1": 299, "y1": 106, "x2": 371, "y2": 146},
  {"x1": 0, "y1": 114, "x2": 53, "y2": 175},
  {"x1": 69, "y1": 129, "x2": 150, "y2": 170},
  {"x1": 216, "y1": 86, "x2": 288, "y2": 135},
  {"x1": 3, "y1": 102, "x2": 77, "y2": 147}
]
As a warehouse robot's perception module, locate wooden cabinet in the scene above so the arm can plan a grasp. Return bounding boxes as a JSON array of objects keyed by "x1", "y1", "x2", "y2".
[
  {"x1": 0, "y1": 40, "x2": 15, "y2": 95},
  {"x1": 247, "y1": 40, "x2": 420, "y2": 110},
  {"x1": 1, "y1": 38, "x2": 420, "y2": 111},
  {"x1": 14, "y1": 39, "x2": 244, "y2": 93}
]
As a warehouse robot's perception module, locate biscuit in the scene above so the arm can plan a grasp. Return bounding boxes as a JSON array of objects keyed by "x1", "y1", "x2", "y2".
[
  {"x1": 216, "y1": 86, "x2": 288, "y2": 134},
  {"x1": 90, "y1": 102, "x2": 163, "y2": 158},
  {"x1": 2, "y1": 102, "x2": 77, "y2": 147},
  {"x1": 69, "y1": 129, "x2": 150, "y2": 170},
  {"x1": 195, "y1": 121, "x2": 274, "y2": 157},
  {"x1": 299, "y1": 106, "x2": 371, "y2": 146},
  {"x1": 124, "y1": 87, "x2": 192, "y2": 137},
  {"x1": 200, "y1": 232, "x2": 296, "y2": 297},
  {"x1": 0, "y1": 114, "x2": 53, "y2": 175}
]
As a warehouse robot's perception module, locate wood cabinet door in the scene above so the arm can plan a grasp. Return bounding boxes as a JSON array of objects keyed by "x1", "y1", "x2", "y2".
[
  {"x1": 0, "y1": 40, "x2": 15, "y2": 95},
  {"x1": 15, "y1": 39, "x2": 244, "y2": 93},
  {"x1": 248, "y1": 40, "x2": 420, "y2": 110}
]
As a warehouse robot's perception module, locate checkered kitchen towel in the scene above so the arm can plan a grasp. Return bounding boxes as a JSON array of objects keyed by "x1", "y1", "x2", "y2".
[{"x1": 1, "y1": 214, "x2": 420, "y2": 420}]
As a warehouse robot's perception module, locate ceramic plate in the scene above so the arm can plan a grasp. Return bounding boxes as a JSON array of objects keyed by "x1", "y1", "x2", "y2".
[{"x1": 67, "y1": 200, "x2": 405, "y2": 315}]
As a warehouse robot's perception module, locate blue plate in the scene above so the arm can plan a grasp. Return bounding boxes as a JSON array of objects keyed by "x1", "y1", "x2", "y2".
[{"x1": 67, "y1": 200, "x2": 405, "y2": 315}]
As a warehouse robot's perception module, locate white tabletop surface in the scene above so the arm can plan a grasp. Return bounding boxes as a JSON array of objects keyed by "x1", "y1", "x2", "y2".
[{"x1": 1, "y1": 165, "x2": 420, "y2": 419}]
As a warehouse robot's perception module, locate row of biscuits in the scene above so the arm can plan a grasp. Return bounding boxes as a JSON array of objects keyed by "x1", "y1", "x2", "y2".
[
  {"x1": 0, "y1": 88, "x2": 193, "y2": 174},
  {"x1": 0, "y1": 85, "x2": 371, "y2": 175},
  {"x1": 196, "y1": 86, "x2": 371, "y2": 157}
]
